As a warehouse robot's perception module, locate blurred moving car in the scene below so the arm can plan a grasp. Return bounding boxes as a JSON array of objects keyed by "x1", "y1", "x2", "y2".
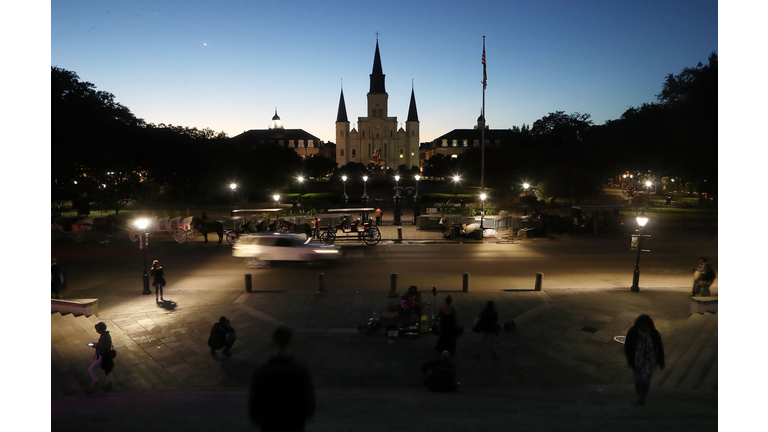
[{"x1": 232, "y1": 233, "x2": 342, "y2": 265}]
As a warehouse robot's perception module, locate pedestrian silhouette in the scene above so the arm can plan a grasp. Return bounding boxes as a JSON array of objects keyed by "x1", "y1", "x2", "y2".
[
  {"x1": 624, "y1": 314, "x2": 665, "y2": 407},
  {"x1": 249, "y1": 326, "x2": 315, "y2": 432},
  {"x1": 208, "y1": 316, "x2": 236, "y2": 356}
]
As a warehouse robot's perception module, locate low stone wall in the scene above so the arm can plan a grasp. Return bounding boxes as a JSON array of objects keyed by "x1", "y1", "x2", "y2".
[{"x1": 51, "y1": 298, "x2": 99, "y2": 317}]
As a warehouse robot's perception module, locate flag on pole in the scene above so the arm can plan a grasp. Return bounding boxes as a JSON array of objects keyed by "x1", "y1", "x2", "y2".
[{"x1": 482, "y1": 44, "x2": 487, "y2": 89}]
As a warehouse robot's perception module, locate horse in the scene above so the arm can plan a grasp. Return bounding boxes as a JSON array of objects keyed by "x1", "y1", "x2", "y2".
[{"x1": 193, "y1": 219, "x2": 224, "y2": 243}]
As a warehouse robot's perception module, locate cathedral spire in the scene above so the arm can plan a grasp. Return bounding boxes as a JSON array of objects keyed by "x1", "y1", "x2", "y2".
[
  {"x1": 369, "y1": 40, "x2": 386, "y2": 94},
  {"x1": 407, "y1": 86, "x2": 419, "y2": 122},
  {"x1": 336, "y1": 88, "x2": 348, "y2": 123}
]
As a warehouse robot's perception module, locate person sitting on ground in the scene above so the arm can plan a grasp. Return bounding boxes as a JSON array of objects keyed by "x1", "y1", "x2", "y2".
[
  {"x1": 422, "y1": 350, "x2": 458, "y2": 392},
  {"x1": 208, "y1": 316, "x2": 236, "y2": 356},
  {"x1": 400, "y1": 285, "x2": 424, "y2": 319}
]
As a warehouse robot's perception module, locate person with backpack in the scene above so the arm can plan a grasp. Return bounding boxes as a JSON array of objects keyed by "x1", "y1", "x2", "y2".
[
  {"x1": 422, "y1": 350, "x2": 458, "y2": 392},
  {"x1": 624, "y1": 314, "x2": 665, "y2": 407}
]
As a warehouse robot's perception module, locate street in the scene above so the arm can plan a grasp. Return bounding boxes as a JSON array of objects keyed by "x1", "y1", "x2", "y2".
[{"x1": 53, "y1": 229, "x2": 717, "y2": 295}]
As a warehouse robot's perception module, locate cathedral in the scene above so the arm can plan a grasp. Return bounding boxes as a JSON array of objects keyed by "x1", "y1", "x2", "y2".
[{"x1": 335, "y1": 40, "x2": 420, "y2": 169}]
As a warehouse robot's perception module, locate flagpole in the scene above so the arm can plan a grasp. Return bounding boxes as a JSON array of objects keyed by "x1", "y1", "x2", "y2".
[{"x1": 480, "y1": 35, "x2": 486, "y2": 230}]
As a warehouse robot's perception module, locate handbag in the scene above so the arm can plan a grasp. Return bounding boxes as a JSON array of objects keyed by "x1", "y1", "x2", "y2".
[
  {"x1": 472, "y1": 318, "x2": 482, "y2": 333},
  {"x1": 225, "y1": 331, "x2": 237, "y2": 344},
  {"x1": 160, "y1": 276, "x2": 167, "y2": 287}
]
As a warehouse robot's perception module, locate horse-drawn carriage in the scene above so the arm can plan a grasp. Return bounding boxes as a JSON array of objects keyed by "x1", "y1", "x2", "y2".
[
  {"x1": 52, "y1": 218, "x2": 94, "y2": 242},
  {"x1": 319, "y1": 208, "x2": 381, "y2": 246},
  {"x1": 128, "y1": 215, "x2": 194, "y2": 244}
]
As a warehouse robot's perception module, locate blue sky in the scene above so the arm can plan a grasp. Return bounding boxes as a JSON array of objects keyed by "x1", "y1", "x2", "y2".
[{"x1": 49, "y1": 0, "x2": 717, "y2": 143}]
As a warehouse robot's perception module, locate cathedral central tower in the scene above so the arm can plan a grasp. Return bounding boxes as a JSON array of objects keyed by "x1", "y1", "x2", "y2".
[{"x1": 335, "y1": 38, "x2": 419, "y2": 170}]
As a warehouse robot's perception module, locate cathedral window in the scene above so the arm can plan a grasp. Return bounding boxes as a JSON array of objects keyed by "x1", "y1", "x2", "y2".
[
  {"x1": 308, "y1": 140, "x2": 314, "y2": 148},
  {"x1": 340, "y1": 149, "x2": 344, "y2": 156},
  {"x1": 452, "y1": 139, "x2": 458, "y2": 147},
  {"x1": 299, "y1": 140, "x2": 305, "y2": 147},
  {"x1": 390, "y1": 131, "x2": 393, "y2": 137},
  {"x1": 362, "y1": 130, "x2": 365, "y2": 138},
  {"x1": 352, "y1": 149, "x2": 356, "y2": 158},
  {"x1": 376, "y1": 133, "x2": 379, "y2": 139},
  {"x1": 400, "y1": 149, "x2": 404, "y2": 158},
  {"x1": 442, "y1": 139, "x2": 448, "y2": 147}
]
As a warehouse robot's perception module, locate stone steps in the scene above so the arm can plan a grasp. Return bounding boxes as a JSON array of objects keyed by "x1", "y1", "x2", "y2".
[
  {"x1": 51, "y1": 312, "x2": 181, "y2": 397},
  {"x1": 653, "y1": 312, "x2": 717, "y2": 391}
]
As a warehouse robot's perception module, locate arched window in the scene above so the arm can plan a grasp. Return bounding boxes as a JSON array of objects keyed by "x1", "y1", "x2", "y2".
[
  {"x1": 442, "y1": 139, "x2": 448, "y2": 147},
  {"x1": 452, "y1": 139, "x2": 458, "y2": 147},
  {"x1": 299, "y1": 140, "x2": 304, "y2": 147},
  {"x1": 340, "y1": 149, "x2": 344, "y2": 156},
  {"x1": 462, "y1": 140, "x2": 468, "y2": 147},
  {"x1": 352, "y1": 149, "x2": 356, "y2": 158},
  {"x1": 288, "y1": 140, "x2": 295, "y2": 148}
]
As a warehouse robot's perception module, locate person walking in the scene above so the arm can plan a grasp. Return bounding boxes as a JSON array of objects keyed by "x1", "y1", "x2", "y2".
[
  {"x1": 439, "y1": 213, "x2": 447, "y2": 234},
  {"x1": 208, "y1": 316, "x2": 236, "y2": 356},
  {"x1": 624, "y1": 314, "x2": 665, "y2": 407},
  {"x1": 434, "y1": 295, "x2": 460, "y2": 356},
  {"x1": 150, "y1": 260, "x2": 166, "y2": 302},
  {"x1": 474, "y1": 301, "x2": 500, "y2": 358},
  {"x1": 374, "y1": 207, "x2": 382, "y2": 226},
  {"x1": 87, "y1": 322, "x2": 114, "y2": 393},
  {"x1": 249, "y1": 326, "x2": 315, "y2": 432},
  {"x1": 51, "y1": 257, "x2": 62, "y2": 296}
]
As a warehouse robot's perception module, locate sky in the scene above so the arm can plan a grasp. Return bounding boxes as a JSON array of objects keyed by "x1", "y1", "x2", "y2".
[{"x1": 48, "y1": 0, "x2": 718, "y2": 143}]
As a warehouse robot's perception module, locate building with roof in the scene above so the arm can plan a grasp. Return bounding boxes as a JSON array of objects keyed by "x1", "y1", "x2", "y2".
[
  {"x1": 335, "y1": 39, "x2": 420, "y2": 169},
  {"x1": 419, "y1": 115, "x2": 520, "y2": 164},
  {"x1": 230, "y1": 109, "x2": 335, "y2": 159}
]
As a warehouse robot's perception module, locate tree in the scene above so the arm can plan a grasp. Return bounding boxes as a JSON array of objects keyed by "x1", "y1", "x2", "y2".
[
  {"x1": 302, "y1": 155, "x2": 337, "y2": 179},
  {"x1": 537, "y1": 166, "x2": 602, "y2": 205},
  {"x1": 531, "y1": 111, "x2": 593, "y2": 144}
]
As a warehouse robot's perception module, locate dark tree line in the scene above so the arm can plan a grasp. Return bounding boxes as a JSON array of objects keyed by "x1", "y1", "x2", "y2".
[{"x1": 421, "y1": 52, "x2": 718, "y2": 202}]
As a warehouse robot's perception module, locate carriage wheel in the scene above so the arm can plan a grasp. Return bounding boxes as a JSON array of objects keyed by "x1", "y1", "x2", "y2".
[
  {"x1": 226, "y1": 232, "x2": 238, "y2": 245},
  {"x1": 71, "y1": 229, "x2": 86, "y2": 243},
  {"x1": 320, "y1": 229, "x2": 336, "y2": 245},
  {"x1": 129, "y1": 230, "x2": 139, "y2": 243},
  {"x1": 174, "y1": 229, "x2": 188, "y2": 244},
  {"x1": 276, "y1": 222, "x2": 289, "y2": 233},
  {"x1": 363, "y1": 226, "x2": 381, "y2": 245},
  {"x1": 187, "y1": 229, "x2": 198, "y2": 240}
]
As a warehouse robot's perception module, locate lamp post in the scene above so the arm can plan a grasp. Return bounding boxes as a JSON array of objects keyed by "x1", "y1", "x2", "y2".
[
  {"x1": 342, "y1": 175, "x2": 348, "y2": 206},
  {"x1": 362, "y1": 175, "x2": 369, "y2": 206},
  {"x1": 630, "y1": 213, "x2": 649, "y2": 292},
  {"x1": 230, "y1": 183, "x2": 237, "y2": 209},
  {"x1": 393, "y1": 175, "x2": 402, "y2": 225},
  {"x1": 273, "y1": 194, "x2": 280, "y2": 208},
  {"x1": 480, "y1": 193, "x2": 487, "y2": 231},
  {"x1": 413, "y1": 175, "x2": 421, "y2": 218},
  {"x1": 645, "y1": 180, "x2": 652, "y2": 207},
  {"x1": 135, "y1": 219, "x2": 151, "y2": 295}
]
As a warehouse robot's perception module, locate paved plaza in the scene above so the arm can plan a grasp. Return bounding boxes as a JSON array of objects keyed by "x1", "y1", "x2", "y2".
[{"x1": 51, "y1": 224, "x2": 718, "y2": 431}]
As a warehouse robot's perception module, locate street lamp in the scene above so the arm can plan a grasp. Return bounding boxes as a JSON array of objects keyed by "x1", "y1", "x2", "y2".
[
  {"x1": 135, "y1": 219, "x2": 151, "y2": 295},
  {"x1": 645, "y1": 180, "x2": 652, "y2": 207},
  {"x1": 413, "y1": 175, "x2": 421, "y2": 218},
  {"x1": 630, "y1": 213, "x2": 649, "y2": 292},
  {"x1": 297, "y1": 176, "x2": 304, "y2": 183},
  {"x1": 273, "y1": 194, "x2": 280, "y2": 207},
  {"x1": 480, "y1": 193, "x2": 487, "y2": 231},
  {"x1": 341, "y1": 175, "x2": 348, "y2": 206},
  {"x1": 362, "y1": 175, "x2": 368, "y2": 206},
  {"x1": 393, "y1": 175, "x2": 402, "y2": 225},
  {"x1": 230, "y1": 183, "x2": 237, "y2": 209}
]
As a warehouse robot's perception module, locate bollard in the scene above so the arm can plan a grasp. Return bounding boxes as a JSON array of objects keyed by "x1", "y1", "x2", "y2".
[
  {"x1": 391, "y1": 273, "x2": 397, "y2": 294},
  {"x1": 397, "y1": 226, "x2": 403, "y2": 243},
  {"x1": 535, "y1": 273, "x2": 543, "y2": 291},
  {"x1": 463, "y1": 273, "x2": 470, "y2": 292},
  {"x1": 318, "y1": 273, "x2": 324, "y2": 294},
  {"x1": 245, "y1": 274, "x2": 252, "y2": 293}
]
